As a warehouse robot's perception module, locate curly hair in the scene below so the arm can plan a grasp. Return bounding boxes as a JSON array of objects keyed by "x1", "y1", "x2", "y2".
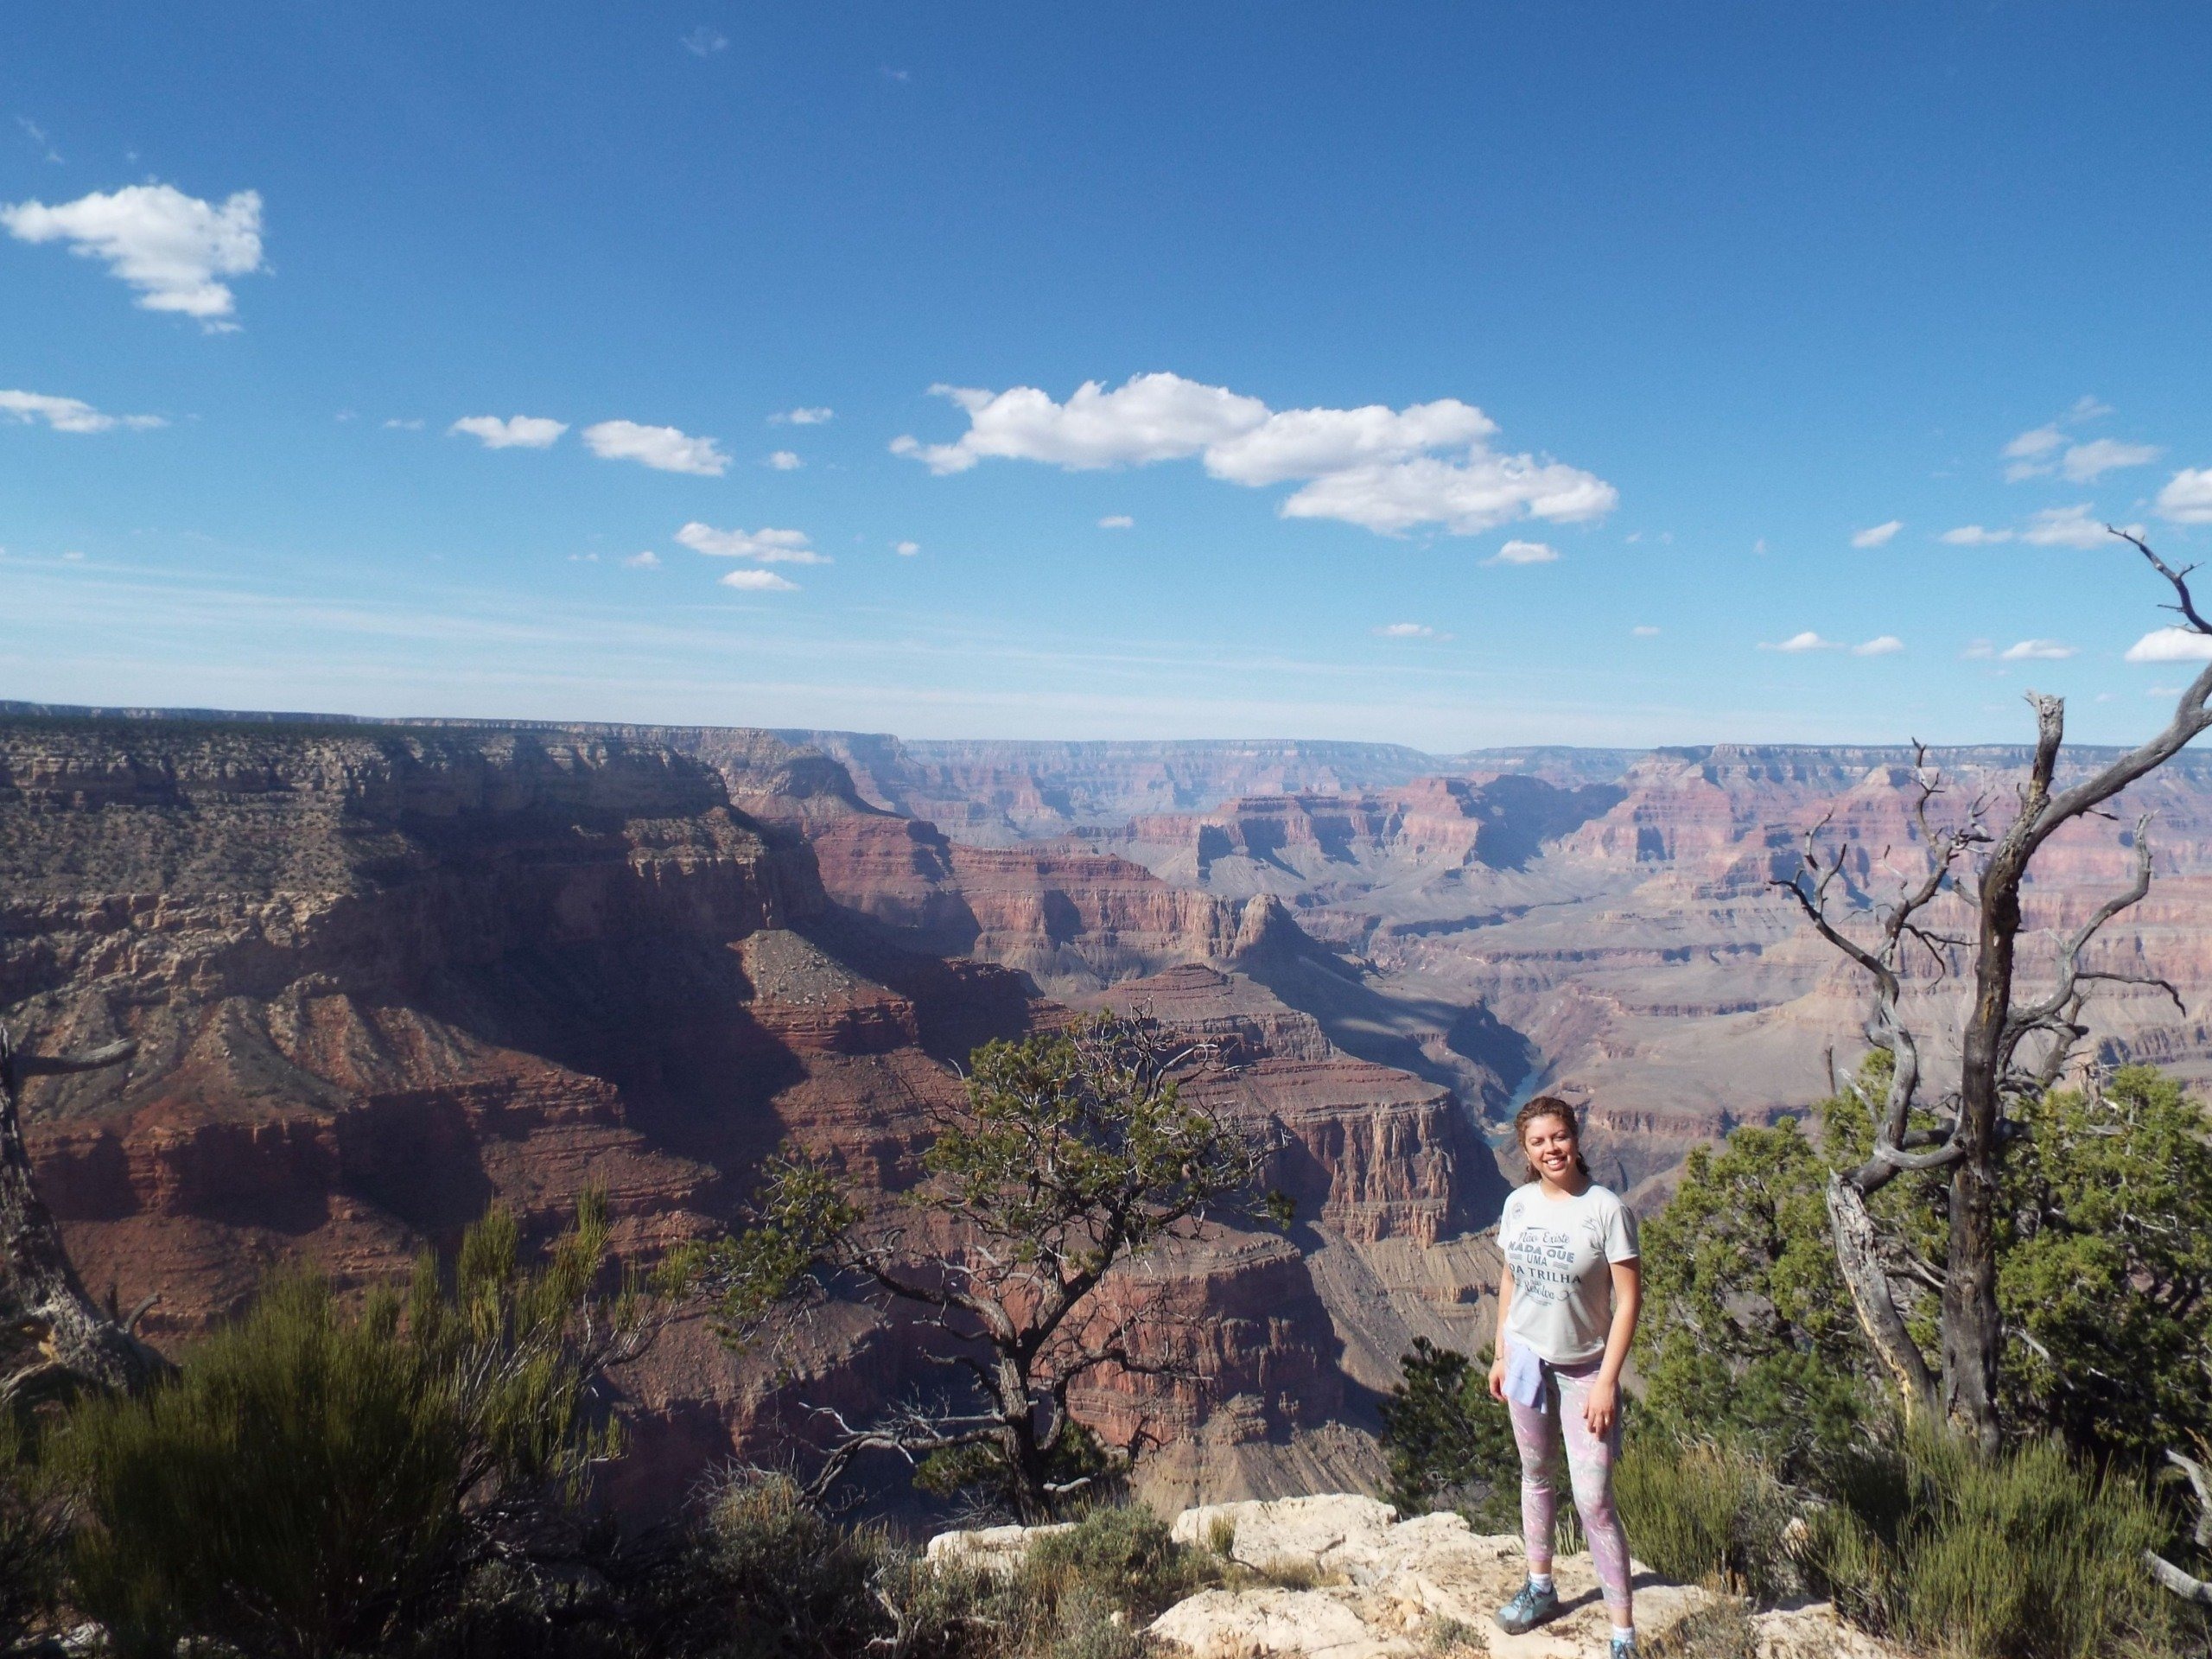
[{"x1": 1512, "y1": 1095, "x2": 1592, "y2": 1185}]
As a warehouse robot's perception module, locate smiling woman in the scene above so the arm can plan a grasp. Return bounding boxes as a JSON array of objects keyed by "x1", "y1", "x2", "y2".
[{"x1": 1488, "y1": 1096, "x2": 1644, "y2": 1656}]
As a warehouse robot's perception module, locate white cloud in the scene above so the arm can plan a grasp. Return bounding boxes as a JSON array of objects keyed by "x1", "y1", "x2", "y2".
[
  {"x1": 771, "y1": 406, "x2": 833, "y2": 425},
  {"x1": 891, "y1": 372, "x2": 1615, "y2": 537},
  {"x1": 2, "y1": 183, "x2": 264, "y2": 327},
  {"x1": 2070, "y1": 395, "x2": 2113, "y2": 422},
  {"x1": 2157, "y1": 468, "x2": 2212, "y2": 524},
  {"x1": 2062, "y1": 438, "x2": 2160, "y2": 481},
  {"x1": 383, "y1": 416, "x2": 424, "y2": 430},
  {"x1": 1632, "y1": 625, "x2": 1661, "y2": 638},
  {"x1": 766, "y1": 449, "x2": 803, "y2": 470},
  {"x1": 1851, "y1": 520, "x2": 1903, "y2": 549},
  {"x1": 675, "y1": 521, "x2": 825, "y2": 563},
  {"x1": 2150, "y1": 685, "x2": 2184, "y2": 696},
  {"x1": 2125, "y1": 626, "x2": 2212, "y2": 664},
  {"x1": 1097, "y1": 514, "x2": 1135, "y2": 529},
  {"x1": 582, "y1": 420, "x2": 729, "y2": 476},
  {"x1": 1763, "y1": 632, "x2": 1840, "y2": 652},
  {"x1": 16, "y1": 118, "x2": 60, "y2": 164},
  {"x1": 0, "y1": 389, "x2": 163, "y2": 433},
  {"x1": 1941, "y1": 524, "x2": 2014, "y2": 545},
  {"x1": 1375, "y1": 622, "x2": 1437, "y2": 638},
  {"x1": 622, "y1": 550, "x2": 662, "y2": 569},
  {"x1": 1853, "y1": 636, "x2": 1905, "y2": 656},
  {"x1": 1488, "y1": 538, "x2": 1560, "y2": 565},
  {"x1": 893, "y1": 540, "x2": 920, "y2": 556},
  {"x1": 449, "y1": 414, "x2": 567, "y2": 449},
  {"x1": 2001, "y1": 639, "x2": 2076, "y2": 661},
  {"x1": 894, "y1": 374, "x2": 1266, "y2": 474},
  {"x1": 2004, "y1": 423, "x2": 2064, "y2": 461},
  {"x1": 1962, "y1": 639, "x2": 1995, "y2": 660},
  {"x1": 682, "y1": 26, "x2": 728, "y2": 54},
  {"x1": 2021, "y1": 505, "x2": 2119, "y2": 549},
  {"x1": 720, "y1": 569, "x2": 799, "y2": 592}
]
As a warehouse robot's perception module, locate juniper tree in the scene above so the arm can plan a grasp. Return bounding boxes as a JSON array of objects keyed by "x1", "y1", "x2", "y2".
[{"x1": 683, "y1": 1013, "x2": 1287, "y2": 1522}]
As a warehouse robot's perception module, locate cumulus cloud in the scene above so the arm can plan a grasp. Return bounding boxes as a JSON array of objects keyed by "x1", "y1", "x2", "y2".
[
  {"x1": 720, "y1": 569, "x2": 799, "y2": 592},
  {"x1": 675, "y1": 521, "x2": 826, "y2": 563},
  {"x1": 2157, "y1": 468, "x2": 2212, "y2": 525},
  {"x1": 2001, "y1": 639, "x2": 2076, "y2": 661},
  {"x1": 771, "y1": 406, "x2": 833, "y2": 425},
  {"x1": 893, "y1": 540, "x2": 920, "y2": 556},
  {"x1": 891, "y1": 372, "x2": 1615, "y2": 537},
  {"x1": 0, "y1": 389, "x2": 163, "y2": 433},
  {"x1": 766, "y1": 449, "x2": 803, "y2": 470},
  {"x1": 1632, "y1": 625, "x2": 1661, "y2": 638},
  {"x1": 2021, "y1": 505, "x2": 2119, "y2": 549},
  {"x1": 2004, "y1": 424, "x2": 2065, "y2": 461},
  {"x1": 1763, "y1": 632, "x2": 1840, "y2": 652},
  {"x1": 1853, "y1": 636, "x2": 1906, "y2": 656},
  {"x1": 2, "y1": 183, "x2": 264, "y2": 327},
  {"x1": 682, "y1": 26, "x2": 728, "y2": 55},
  {"x1": 582, "y1": 420, "x2": 729, "y2": 476},
  {"x1": 1851, "y1": 520, "x2": 1904, "y2": 549},
  {"x1": 2125, "y1": 627, "x2": 2212, "y2": 664},
  {"x1": 1488, "y1": 538, "x2": 1560, "y2": 565},
  {"x1": 2063, "y1": 438, "x2": 2160, "y2": 481},
  {"x1": 449, "y1": 414, "x2": 567, "y2": 449},
  {"x1": 1375, "y1": 622, "x2": 1438, "y2": 638},
  {"x1": 1941, "y1": 524, "x2": 2014, "y2": 545},
  {"x1": 622, "y1": 550, "x2": 662, "y2": 569},
  {"x1": 1098, "y1": 514, "x2": 1135, "y2": 529}
]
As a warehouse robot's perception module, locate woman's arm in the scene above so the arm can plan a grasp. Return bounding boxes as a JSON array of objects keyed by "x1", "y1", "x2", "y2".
[
  {"x1": 1581, "y1": 1258, "x2": 1642, "y2": 1436},
  {"x1": 1486, "y1": 1263, "x2": 1516, "y2": 1401}
]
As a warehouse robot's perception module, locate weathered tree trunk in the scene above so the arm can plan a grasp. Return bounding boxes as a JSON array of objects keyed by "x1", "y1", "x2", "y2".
[
  {"x1": 1826, "y1": 1174, "x2": 1938, "y2": 1423},
  {"x1": 1945, "y1": 856, "x2": 2020, "y2": 1455},
  {"x1": 0, "y1": 1027, "x2": 170, "y2": 1405}
]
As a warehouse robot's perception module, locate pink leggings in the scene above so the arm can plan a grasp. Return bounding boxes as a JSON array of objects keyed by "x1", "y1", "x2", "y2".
[{"x1": 1508, "y1": 1355, "x2": 1633, "y2": 1618}]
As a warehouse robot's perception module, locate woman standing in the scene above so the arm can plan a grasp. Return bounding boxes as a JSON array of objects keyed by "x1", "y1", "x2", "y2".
[{"x1": 1486, "y1": 1096, "x2": 1643, "y2": 1658}]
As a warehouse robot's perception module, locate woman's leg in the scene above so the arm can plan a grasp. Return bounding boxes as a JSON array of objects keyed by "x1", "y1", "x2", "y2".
[
  {"x1": 1506, "y1": 1381, "x2": 1563, "y2": 1578},
  {"x1": 1552, "y1": 1363, "x2": 1634, "y2": 1629}
]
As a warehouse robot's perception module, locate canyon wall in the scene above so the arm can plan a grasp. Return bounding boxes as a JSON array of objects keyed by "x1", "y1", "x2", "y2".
[{"x1": 0, "y1": 715, "x2": 1509, "y2": 1515}]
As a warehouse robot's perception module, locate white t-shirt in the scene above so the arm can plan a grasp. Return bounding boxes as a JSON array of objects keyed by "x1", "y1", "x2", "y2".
[{"x1": 1497, "y1": 1181, "x2": 1639, "y2": 1366}]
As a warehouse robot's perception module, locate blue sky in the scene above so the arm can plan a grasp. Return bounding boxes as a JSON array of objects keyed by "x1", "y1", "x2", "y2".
[{"x1": 6, "y1": 2, "x2": 2212, "y2": 749}]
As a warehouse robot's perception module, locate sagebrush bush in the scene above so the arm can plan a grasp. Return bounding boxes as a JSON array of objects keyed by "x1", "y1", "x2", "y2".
[
  {"x1": 0, "y1": 1408, "x2": 63, "y2": 1651},
  {"x1": 1805, "y1": 1430, "x2": 2180, "y2": 1659},
  {"x1": 1616, "y1": 1435, "x2": 1799, "y2": 1604},
  {"x1": 693, "y1": 1469, "x2": 900, "y2": 1659}
]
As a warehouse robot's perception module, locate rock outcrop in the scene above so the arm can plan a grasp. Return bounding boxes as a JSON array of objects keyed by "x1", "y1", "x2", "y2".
[{"x1": 930, "y1": 1494, "x2": 1904, "y2": 1658}]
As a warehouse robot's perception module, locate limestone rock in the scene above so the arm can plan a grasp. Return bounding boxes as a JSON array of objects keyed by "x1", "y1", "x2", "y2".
[{"x1": 923, "y1": 1522, "x2": 1072, "y2": 1576}]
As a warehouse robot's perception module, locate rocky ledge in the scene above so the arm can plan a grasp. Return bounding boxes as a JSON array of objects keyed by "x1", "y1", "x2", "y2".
[{"x1": 933, "y1": 1493, "x2": 1900, "y2": 1658}]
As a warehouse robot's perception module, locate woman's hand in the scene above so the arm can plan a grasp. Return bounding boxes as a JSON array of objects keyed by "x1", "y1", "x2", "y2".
[
  {"x1": 1582, "y1": 1373, "x2": 1619, "y2": 1438},
  {"x1": 1487, "y1": 1351, "x2": 1509, "y2": 1403}
]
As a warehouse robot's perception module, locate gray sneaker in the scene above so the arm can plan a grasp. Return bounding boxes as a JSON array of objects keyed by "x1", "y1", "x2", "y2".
[{"x1": 1493, "y1": 1578, "x2": 1560, "y2": 1634}]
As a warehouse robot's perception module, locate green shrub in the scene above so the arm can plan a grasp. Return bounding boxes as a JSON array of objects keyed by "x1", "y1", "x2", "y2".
[
  {"x1": 692, "y1": 1469, "x2": 898, "y2": 1659},
  {"x1": 59, "y1": 1196, "x2": 637, "y2": 1659},
  {"x1": 0, "y1": 1408, "x2": 63, "y2": 1650},
  {"x1": 1615, "y1": 1436, "x2": 1797, "y2": 1605},
  {"x1": 1804, "y1": 1430, "x2": 2178, "y2": 1659},
  {"x1": 999, "y1": 1503, "x2": 1219, "y2": 1659},
  {"x1": 1377, "y1": 1338, "x2": 1521, "y2": 1529}
]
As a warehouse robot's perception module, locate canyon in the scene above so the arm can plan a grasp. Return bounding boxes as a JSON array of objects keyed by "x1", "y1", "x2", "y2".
[{"x1": 8, "y1": 706, "x2": 2212, "y2": 1515}]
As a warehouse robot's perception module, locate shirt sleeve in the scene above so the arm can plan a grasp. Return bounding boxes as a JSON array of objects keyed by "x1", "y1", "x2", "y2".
[{"x1": 1603, "y1": 1193, "x2": 1640, "y2": 1262}]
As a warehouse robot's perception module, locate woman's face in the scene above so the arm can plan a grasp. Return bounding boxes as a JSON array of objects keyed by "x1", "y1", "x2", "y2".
[{"x1": 1522, "y1": 1114, "x2": 1580, "y2": 1184}]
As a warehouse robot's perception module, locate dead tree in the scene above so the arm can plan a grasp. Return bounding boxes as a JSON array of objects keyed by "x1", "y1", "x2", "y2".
[
  {"x1": 2145, "y1": 1449, "x2": 2212, "y2": 1606},
  {"x1": 0, "y1": 1023, "x2": 170, "y2": 1408},
  {"x1": 1780, "y1": 529, "x2": 2212, "y2": 1453}
]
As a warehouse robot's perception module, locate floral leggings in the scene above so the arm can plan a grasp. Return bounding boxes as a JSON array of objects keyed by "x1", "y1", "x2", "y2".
[{"x1": 1507, "y1": 1354, "x2": 1634, "y2": 1616}]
